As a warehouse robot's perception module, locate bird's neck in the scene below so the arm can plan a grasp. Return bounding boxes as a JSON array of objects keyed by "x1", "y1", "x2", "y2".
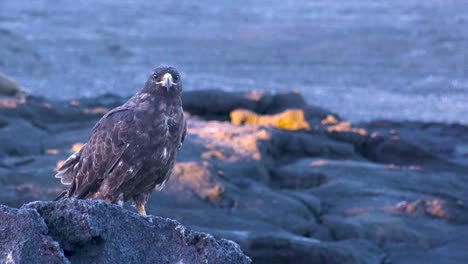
[{"x1": 127, "y1": 91, "x2": 182, "y2": 111}]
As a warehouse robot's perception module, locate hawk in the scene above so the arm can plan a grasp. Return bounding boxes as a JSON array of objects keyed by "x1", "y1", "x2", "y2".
[{"x1": 55, "y1": 66, "x2": 186, "y2": 216}]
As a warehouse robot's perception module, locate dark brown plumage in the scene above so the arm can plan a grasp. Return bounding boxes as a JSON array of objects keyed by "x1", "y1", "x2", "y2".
[{"x1": 55, "y1": 66, "x2": 186, "y2": 216}]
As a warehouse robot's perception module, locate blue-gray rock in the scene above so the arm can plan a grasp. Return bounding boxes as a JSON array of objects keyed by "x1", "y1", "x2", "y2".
[
  {"x1": 0, "y1": 205, "x2": 69, "y2": 264},
  {"x1": 0, "y1": 73, "x2": 23, "y2": 96},
  {"x1": 0, "y1": 199, "x2": 251, "y2": 264}
]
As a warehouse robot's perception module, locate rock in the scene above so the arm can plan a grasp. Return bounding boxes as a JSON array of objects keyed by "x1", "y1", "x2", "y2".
[
  {"x1": 230, "y1": 109, "x2": 310, "y2": 130},
  {"x1": 364, "y1": 136, "x2": 448, "y2": 168},
  {"x1": 0, "y1": 205, "x2": 68, "y2": 264},
  {"x1": 271, "y1": 161, "x2": 328, "y2": 189},
  {"x1": 279, "y1": 190, "x2": 323, "y2": 217},
  {"x1": 183, "y1": 90, "x2": 258, "y2": 118},
  {"x1": 261, "y1": 129, "x2": 356, "y2": 161},
  {"x1": 0, "y1": 199, "x2": 251, "y2": 264},
  {"x1": 322, "y1": 214, "x2": 426, "y2": 246},
  {"x1": 1, "y1": 90, "x2": 468, "y2": 263},
  {"x1": 0, "y1": 73, "x2": 23, "y2": 96},
  {"x1": 0, "y1": 119, "x2": 48, "y2": 157},
  {"x1": 183, "y1": 90, "x2": 334, "y2": 123},
  {"x1": 322, "y1": 119, "x2": 463, "y2": 169},
  {"x1": 361, "y1": 120, "x2": 468, "y2": 167},
  {"x1": 219, "y1": 231, "x2": 384, "y2": 264}
]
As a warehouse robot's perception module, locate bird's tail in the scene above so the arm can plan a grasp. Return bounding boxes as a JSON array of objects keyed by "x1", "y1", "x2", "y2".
[
  {"x1": 53, "y1": 143, "x2": 87, "y2": 201},
  {"x1": 55, "y1": 143, "x2": 86, "y2": 185}
]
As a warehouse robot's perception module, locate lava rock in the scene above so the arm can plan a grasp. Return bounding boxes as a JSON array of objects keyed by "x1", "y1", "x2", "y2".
[
  {"x1": 1, "y1": 90, "x2": 468, "y2": 264},
  {"x1": 0, "y1": 73, "x2": 23, "y2": 96},
  {"x1": 22, "y1": 199, "x2": 251, "y2": 264},
  {"x1": 0, "y1": 205, "x2": 68, "y2": 264}
]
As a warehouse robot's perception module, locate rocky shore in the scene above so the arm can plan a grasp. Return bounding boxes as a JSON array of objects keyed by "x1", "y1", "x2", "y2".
[{"x1": 1, "y1": 90, "x2": 467, "y2": 263}]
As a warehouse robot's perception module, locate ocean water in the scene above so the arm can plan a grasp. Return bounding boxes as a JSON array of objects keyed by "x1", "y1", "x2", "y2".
[{"x1": 1, "y1": 0, "x2": 467, "y2": 124}]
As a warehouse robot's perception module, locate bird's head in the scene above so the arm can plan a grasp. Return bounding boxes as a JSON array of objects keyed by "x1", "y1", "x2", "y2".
[{"x1": 145, "y1": 66, "x2": 182, "y2": 95}]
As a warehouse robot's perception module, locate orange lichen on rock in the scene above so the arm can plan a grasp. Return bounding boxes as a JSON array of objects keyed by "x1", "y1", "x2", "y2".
[
  {"x1": 188, "y1": 120, "x2": 270, "y2": 161},
  {"x1": 310, "y1": 160, "x2": 328, "y2": 167},
  {"x1": 172, "y1": 162, "x2": 225, "y2": 203},
  {"x1": 408, "y1": 165, "x2": 423, "y2": 171},
  {"x1": 55, "y1": 160, "x2": 65, "y2": 172},
  {"x1": 201, "y1": 150, "x2": 226, "y2": 160},
  {"x1": 0, "y1": 96, "x2": 26, "y2": 108},
  {"x1": 206, "y1": 184, "x2": 225, "y2": 202},
  {"x1": 346, "y1": 199, "x2": 453, "y2": 220},
  {"x1": 70, "y1": 143, "x2": 85, "y2": 153},
  {"x1": 321, "y1": 115, "x2": 338, "y2": 125},
  {"x1": 386, "y1": 164, "x2": 423, "y2": 171},
  {"x1": 0, "y1": 99, "x2": 17, "y2": 108},
  {"x1": 326, "y1": 121, "x2": 367, "y2": 136},
  {"x1": 40, "y1": 102, "x2": 53, "y2": 109},
  {"x1": 69, "y1": 100, "x2": 80, "y2": 106},
  {"x1": 397, "y1": 199, "x2": 451, "y2": 219},
  {"x1": 84, "y1": 107, "x2": 109, "y2": 114},
  {"x1": 230, "y1": 108, "x2": 310, "y2": 130},
  {"x1": 46, "y1": 149, "x2": 60, "y2": 155}
]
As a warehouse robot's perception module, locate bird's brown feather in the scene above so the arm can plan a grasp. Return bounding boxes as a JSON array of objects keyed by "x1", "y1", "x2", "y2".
[{"x1": 55, "y1": 66, "x2": 186, "y2": 209}]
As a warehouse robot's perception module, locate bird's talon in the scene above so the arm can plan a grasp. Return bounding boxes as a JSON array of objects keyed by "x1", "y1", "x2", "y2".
[{"x1": 137, "y1": 204, "x2": 147, "y2": 217}]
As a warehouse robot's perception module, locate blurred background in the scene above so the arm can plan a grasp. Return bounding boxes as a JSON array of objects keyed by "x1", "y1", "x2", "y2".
[
  {"x1": 2, "y1": 1, "x2": 468, "y2": 263},
  {"x1": 1, "y1": 0, "x2": 467, "y2": 124}
]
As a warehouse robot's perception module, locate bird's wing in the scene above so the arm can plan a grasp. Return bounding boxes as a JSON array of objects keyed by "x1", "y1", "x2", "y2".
[
  {"x1": 92, "y1": 105, "x2": 131, "y2": 131},
  {"x1": 69, "y1": 107, "x2": 137, "y2": 199},
  {"x1": 180, "y1": 117, "x2": 187, "y2": 149},
  {"x1": 56, "y1": 106, "x2": 131, "y2": 186}
]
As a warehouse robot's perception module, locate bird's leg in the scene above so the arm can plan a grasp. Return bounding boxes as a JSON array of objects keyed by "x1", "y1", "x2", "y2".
[
  {"x1": 134, "y1": 193, "x2": 150, "y2": 217},
  {"x1": 137, "y1": 203, "x2": 147, "y2": 216}
]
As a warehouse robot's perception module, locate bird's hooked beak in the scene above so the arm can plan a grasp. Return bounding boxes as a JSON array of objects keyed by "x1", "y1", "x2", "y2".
[{"x1": 156, "y1": 73, "x2": 176, "y2": 92}]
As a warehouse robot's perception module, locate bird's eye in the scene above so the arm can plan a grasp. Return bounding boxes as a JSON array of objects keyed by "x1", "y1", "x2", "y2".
[
  {"x1": 153, "y1": 75, "x2": 158, "y2": 80},
  {"x1": 173, "y1": 75, "x2": 179, "y2": 82}
]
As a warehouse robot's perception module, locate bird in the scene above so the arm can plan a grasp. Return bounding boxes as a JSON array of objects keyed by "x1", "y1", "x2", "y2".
[{"x1": 54, "y1": 66, "x2": 187, "y2": 216}]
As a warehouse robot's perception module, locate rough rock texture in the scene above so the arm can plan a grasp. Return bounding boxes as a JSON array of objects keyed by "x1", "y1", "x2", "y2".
[
  {"x1": 0, "y1": 199, "x2": 250, "y2": 264},
  {"x1": 0, "y1": 205, "x2": 68, "y2": 264},
  {"x1": 1, "y1": 90, "x2": 467, "y2": 263}
]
